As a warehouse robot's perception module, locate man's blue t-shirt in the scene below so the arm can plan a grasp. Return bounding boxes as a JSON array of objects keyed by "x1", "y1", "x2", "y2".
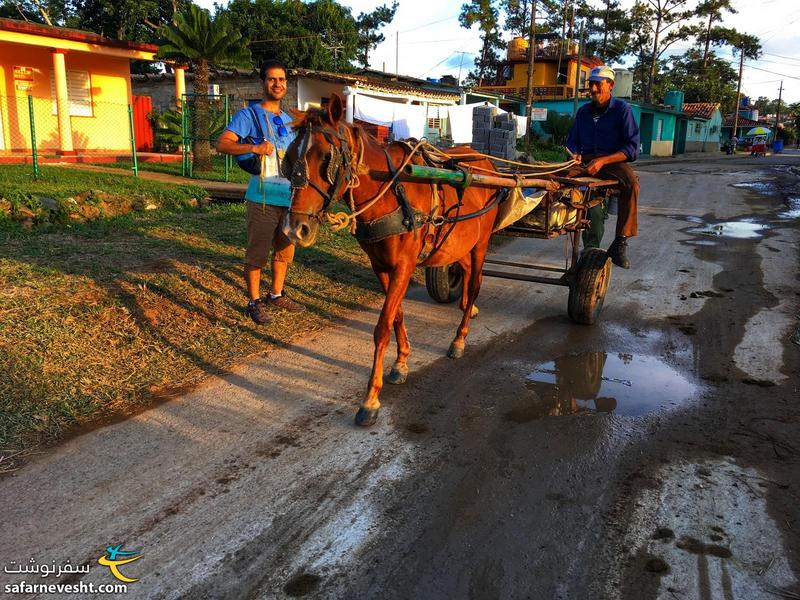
[
  {"x1": 566, "y1": 97, "x2": 640, "y2": 161},
  {"x1": 225, "y1": 105, "x2": 297, "y2": 206}
]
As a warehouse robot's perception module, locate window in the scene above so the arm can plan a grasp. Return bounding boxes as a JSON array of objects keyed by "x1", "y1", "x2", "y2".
[
  {"x1": 50, "y1": 70, "x2": 92, "y2": 117},
  {"x1": 579, "y1": 69, "x2": 587, "y2": 89},
  {"x1": 694, "y1": 123, "x2": 702, "y2": 133},
  {"x1": 656, "y1": 119, "x2": 663, "y2": 141}
]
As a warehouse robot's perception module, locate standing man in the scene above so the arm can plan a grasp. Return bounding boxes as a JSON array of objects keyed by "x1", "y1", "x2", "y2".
[
  {"x1": 566, "y1": 66, "x2": 640, "y2": 269},
  {"x1": 216, "y1": 59, "x2": 304, "y2": 324}
]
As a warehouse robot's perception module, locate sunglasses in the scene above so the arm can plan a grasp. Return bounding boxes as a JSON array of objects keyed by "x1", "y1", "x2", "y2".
[{"x1": 272, "y1": 115, "x2": 288, "y2": 137}]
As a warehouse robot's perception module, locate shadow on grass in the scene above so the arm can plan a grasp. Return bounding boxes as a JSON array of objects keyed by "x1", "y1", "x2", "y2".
[{"x1": 0, "y1": 204, "x2": 386, "y2": 452}]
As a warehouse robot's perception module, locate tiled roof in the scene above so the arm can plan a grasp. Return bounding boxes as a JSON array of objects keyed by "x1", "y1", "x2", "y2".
[
  {"x1": 722, "y1": 115, "x2": 760, "y2": 128},
  {"x1": 682, "y1": 102, "x2": 720, "y2": 119}
]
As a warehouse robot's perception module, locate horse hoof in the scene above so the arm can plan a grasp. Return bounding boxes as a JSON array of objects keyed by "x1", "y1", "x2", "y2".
[
  {"x1": 471, "y1": 305, "x2": 479, "y2": 318},
  {"x1": 354, "y1": 407, "x2": 379, "y2": 427},
  {"x1": 447, "y1": 344, "x2": 465, "y2": 359},
  {"x1": 386, "y1": 365, "x2": 408, "y2": 385}
]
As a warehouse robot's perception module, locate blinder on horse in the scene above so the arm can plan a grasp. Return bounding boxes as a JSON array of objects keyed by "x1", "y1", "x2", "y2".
[{"x1": 283, "y1": 123, "x2": 358, "y2": 219}]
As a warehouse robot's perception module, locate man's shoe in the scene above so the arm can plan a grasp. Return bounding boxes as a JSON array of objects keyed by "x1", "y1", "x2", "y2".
[
  {"x1": 607, "y1": 237, "x2": 631, "y2": 269},
  {"x1": 267, "y1": 292, "x2": 305, "y2": 312},
  {"x1": 246, "y1": 298, "x2": 272, "y2": 324}
]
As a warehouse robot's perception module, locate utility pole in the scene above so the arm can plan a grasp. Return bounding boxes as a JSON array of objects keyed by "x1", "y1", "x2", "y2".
[
  {"x1": 396, "y1": 32, "x2": 400, "y2": 76},
  {"x1": 732, "y1": 43, "x2": 744, "y2": 146},
  {"x1": 457, "y1": 52, "x2": 466, "y2": 86},
  {"x1": 524, "y1": 0, "x2": 537, "y2": 145},
  {"x1": 572, "y1": 21, "x2": 584, "y2": 118},
  {"x1": 775, "y1": 80, "x2": 783, "y2": 139}
]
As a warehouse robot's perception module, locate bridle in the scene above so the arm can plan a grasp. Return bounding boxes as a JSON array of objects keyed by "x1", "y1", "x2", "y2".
[{"x1": 285, "y1": 121, "x2": 360, "y2": 220}]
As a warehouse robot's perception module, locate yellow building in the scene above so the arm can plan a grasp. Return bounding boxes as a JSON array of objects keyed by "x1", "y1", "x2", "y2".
[
  {"x1": 0, "y1": 18, "x2": 159, "y2": 156},
  {"x1": 478, "y1": 36, "x2": 603, "y2": 100}
]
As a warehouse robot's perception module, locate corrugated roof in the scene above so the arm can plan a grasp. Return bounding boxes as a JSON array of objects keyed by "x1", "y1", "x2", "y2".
[
  {"x1": 132, "y1": 67, "x2": 462, "y2": 101},
  {"x1": 682, "y1": 102, "x2": 720, "y2": 120},
  {"x1": 0, "y1": 17, "x2": 158, "y2": 52}
]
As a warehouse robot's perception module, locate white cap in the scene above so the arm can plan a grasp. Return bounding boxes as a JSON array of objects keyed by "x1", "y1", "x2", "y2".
[{"x1": 588, "y1": 66, "x2": 615, "y2": 82}]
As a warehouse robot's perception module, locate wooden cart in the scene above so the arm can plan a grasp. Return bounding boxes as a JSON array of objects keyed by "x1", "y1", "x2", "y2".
[{"x1": 408, "y1": 164, "x2": 620, "y2": 325}]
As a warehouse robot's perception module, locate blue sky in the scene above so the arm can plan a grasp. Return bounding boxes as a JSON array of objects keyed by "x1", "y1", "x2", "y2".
[{"x1": 198, "y1": 0, "x2": 800, "y2": 104}]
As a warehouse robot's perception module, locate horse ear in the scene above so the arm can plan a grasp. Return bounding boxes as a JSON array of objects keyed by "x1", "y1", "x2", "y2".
[{"x1": 327, "y1": 93, "x2": 345, "y2": 125}]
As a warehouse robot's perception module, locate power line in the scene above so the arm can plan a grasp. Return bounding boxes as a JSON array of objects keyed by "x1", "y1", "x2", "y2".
[{"x1": 401, "y1": 13, "x2": 460, "y2": 34}]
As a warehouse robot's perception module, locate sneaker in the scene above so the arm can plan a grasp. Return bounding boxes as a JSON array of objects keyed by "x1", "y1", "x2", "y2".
[
  {"x1": 246, "y1": 298, "x2": 272, "y2": 324},
  {"x1": 266, "y1": 292, "x2": 305, "y2": 312},
  {"x1": 607, "y1": 237, "x2": 631, "y2": 269}
]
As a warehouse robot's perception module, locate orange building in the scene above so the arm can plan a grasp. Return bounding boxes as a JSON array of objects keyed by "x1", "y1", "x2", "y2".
[
  {"x1": 478, "y1": 36, "x2": 603, "y2": 100},
  {"x1": 0, "y1": 18, "x2": 161, "y2": 156}
]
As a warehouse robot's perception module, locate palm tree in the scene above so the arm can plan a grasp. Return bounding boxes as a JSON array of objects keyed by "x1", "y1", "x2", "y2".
[{"x1": 157, "y1": 5, "x2": 252, "y2": 171}]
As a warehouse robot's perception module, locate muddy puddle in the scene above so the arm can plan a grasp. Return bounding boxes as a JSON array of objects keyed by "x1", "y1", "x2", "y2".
[
  {"x1": 686, "y1": 217, "x2": 768, "y2": 239},
  {"x1": 779, "y1": 197, "x2": 800, "y2": 220},
  {"x1": 504, "y1": 352, "x2": 697, "y2": 422},
  {"x1": 732, "y1": 181, "x2": 774, "y2": 194}
]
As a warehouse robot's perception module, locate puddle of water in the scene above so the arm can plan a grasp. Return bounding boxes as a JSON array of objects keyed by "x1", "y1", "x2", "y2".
[
  {"x1": 778, "y1": 197, "x2": 800, "y2": 220},
  {"x1": 685, "y1": 239, "x2": 719, "y2": 246},
  {"x1": 732, "y1": 181, "x2": 774, "y2": 194},
  {"x1": 687, "y1": 220, "x2": 768, "y2": 239},
  {"x1": 508, "y1": 352, "x2": 696, "y2": 421}
]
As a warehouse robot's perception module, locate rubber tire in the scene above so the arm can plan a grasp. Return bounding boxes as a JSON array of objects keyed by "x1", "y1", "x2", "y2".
[
  {"x1": 568, "y1": 248, "x2": 612, "y2": 325},
  {"x1": 425, "y1": 263, "x2": 464, "y2": 304}
]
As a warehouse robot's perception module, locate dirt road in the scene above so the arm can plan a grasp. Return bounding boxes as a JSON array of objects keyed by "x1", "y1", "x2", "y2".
[{"x1": 1, "y1": 155, "x2": 799, "y2": 600}]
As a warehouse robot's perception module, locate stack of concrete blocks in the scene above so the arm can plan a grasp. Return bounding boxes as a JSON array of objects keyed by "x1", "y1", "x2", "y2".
[
  {"x1": 489, "y1": 112, "x2": 517, "y2": 160},
  {"x1": 471, "y1": 106, "x2": 517, "y2": 160},
  {"x1": 470, "y1": 105, "x2": 495, "y2": 155}
]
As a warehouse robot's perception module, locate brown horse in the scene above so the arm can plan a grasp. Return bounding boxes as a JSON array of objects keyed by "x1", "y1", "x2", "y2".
[{"x1": 282, "y1": 94, "x2": 502, "y2": 426}]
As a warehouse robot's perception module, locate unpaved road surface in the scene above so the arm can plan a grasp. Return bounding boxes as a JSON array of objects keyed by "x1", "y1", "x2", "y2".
[{"x1": 2, "y1": 155, "x2": 799, "y2": 600}]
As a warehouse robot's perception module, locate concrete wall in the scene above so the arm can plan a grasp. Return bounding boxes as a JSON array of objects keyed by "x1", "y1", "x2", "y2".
[
  {"x1": 684, "y1": 111, "x2": 722, "y2": 152},
  {"x1": 1, "y1": 40, "x2": 133, "y2": 151},
  {"x1": 132, "y1": 73, "x2": 299, "y2": 115}
]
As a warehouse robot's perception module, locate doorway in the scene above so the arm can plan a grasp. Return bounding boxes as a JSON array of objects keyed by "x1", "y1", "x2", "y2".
[{"x1": 639, "y1": 113, "x2": 654, "y2": 156}]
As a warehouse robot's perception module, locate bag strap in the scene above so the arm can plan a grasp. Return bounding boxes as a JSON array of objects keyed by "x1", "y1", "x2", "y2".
[
  {"x1": 249, "y1": 105, "x2": 267, "y2": 140},
  {"x1": 261, "y1": 109, "x2": 283, "y2": 175}
]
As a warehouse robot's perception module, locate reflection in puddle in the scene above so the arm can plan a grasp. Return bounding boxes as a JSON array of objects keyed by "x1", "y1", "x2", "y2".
[
  {"x1": 779, "y1": 197, "x2": 800, "y2": 220},
  {"x1": 687, "y1": 219, "x2": 767, "y2": 239},
  {"x1": 506, "y1": 352, "x2": 696, "y2": 421}
]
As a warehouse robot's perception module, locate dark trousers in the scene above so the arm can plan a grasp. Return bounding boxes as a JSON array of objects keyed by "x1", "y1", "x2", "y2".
[{"x1": 570, "y1": 156, "x2": 639, "y2": 241}]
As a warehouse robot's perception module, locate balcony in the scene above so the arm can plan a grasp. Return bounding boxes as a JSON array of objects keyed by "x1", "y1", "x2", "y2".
[{"x1": 475, "y1": 84, "x2": 588, "y2": 100}]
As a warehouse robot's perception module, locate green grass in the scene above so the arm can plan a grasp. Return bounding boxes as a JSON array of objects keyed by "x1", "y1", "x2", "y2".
[
  {"x1": 0, "y1": 165, "x2": 209, "y2": 223},
  {"x1": 0, "y1": 171, "x2": 385, "y2": 466},
  {"x1": 517, "y1": 140, "x2": 570, "y2": 163},
  {"x1": 101, "y1": 155, "x2": 250, "y2": 184}
]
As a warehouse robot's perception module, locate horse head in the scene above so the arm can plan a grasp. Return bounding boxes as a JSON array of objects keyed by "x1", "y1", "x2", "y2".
[{"x1": 281, "y1": 93, "x2": 360, "y2": 247}]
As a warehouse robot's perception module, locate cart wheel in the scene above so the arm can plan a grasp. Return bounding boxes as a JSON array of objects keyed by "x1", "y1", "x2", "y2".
[
  {"x1": 568, "y1": 249, "x2": 612, "y2": 325},
  {"x1": 425, "y1": 263, "x2": 464, "y2": 303}
]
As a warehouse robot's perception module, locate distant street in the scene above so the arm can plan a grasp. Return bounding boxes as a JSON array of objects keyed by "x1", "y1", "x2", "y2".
[{"x1": 1, "y1": 153, "x2": 799, "y2": 600}]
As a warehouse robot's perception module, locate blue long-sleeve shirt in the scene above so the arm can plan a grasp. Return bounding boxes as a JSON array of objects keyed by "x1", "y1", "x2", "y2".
[{"x1": 566, "y1": 97, "x2": 640, "y2": 161}]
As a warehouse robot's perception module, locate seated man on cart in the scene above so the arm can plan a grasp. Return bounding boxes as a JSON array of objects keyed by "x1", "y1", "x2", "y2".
[{"x1": 566, "y1": 66, "x2": 640, "y2": 269}]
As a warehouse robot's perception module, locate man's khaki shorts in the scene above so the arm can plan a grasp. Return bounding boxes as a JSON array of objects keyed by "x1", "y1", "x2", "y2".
[{"x1": 244, "y1": 202, "x2": 295, "y2": 268}]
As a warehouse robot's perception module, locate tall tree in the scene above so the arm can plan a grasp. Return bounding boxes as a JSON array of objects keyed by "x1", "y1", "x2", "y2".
[
  {"x1": 460, "y1": 0, "x2": 503, "y2": 86},
  {"x1": 355, "y1": 1, "x2": 397, "y2": 68},
  {"x1": 223, "y1": 0, "x2": 359, "y2": 72},
  {"x1": 501, "y1": 0, "x2": 533, "y2": 38},
  {"x1": 660, "y1": 48, "x2": 739, "y2": 109},
  {"x1": 587, "y1": 0, "x2": 632, "y2": 63},
  {"x1": 157, "y1": 4, "x2": 251, "y2": 171},
  {"x1": 695, "y1": 0, "x2": 736, "y2": 69},
  {"x1": 638, "y1": 0, "x2": 696, "y2": 103}
]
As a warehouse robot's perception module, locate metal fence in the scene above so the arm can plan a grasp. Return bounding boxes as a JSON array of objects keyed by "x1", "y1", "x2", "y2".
[
  {"x1": 0, "y1": 95, "x2": 141, "y2": 180},
  {"x1": 179, "y1": 93, "x2": 233, "y2": 180},
  {"x1": 0, "y1": 94, "x2": 246, "y2": 183}
]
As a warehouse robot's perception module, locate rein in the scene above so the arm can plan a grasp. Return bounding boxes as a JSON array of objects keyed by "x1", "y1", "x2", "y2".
[{"x1": 287, "y1": 119, "x2": 510, "y2": 235}]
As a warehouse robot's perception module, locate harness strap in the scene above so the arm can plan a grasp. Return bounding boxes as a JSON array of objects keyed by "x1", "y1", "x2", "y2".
[{"x1": 382, "y1": 146, "x2": 418, "y2": 234}]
